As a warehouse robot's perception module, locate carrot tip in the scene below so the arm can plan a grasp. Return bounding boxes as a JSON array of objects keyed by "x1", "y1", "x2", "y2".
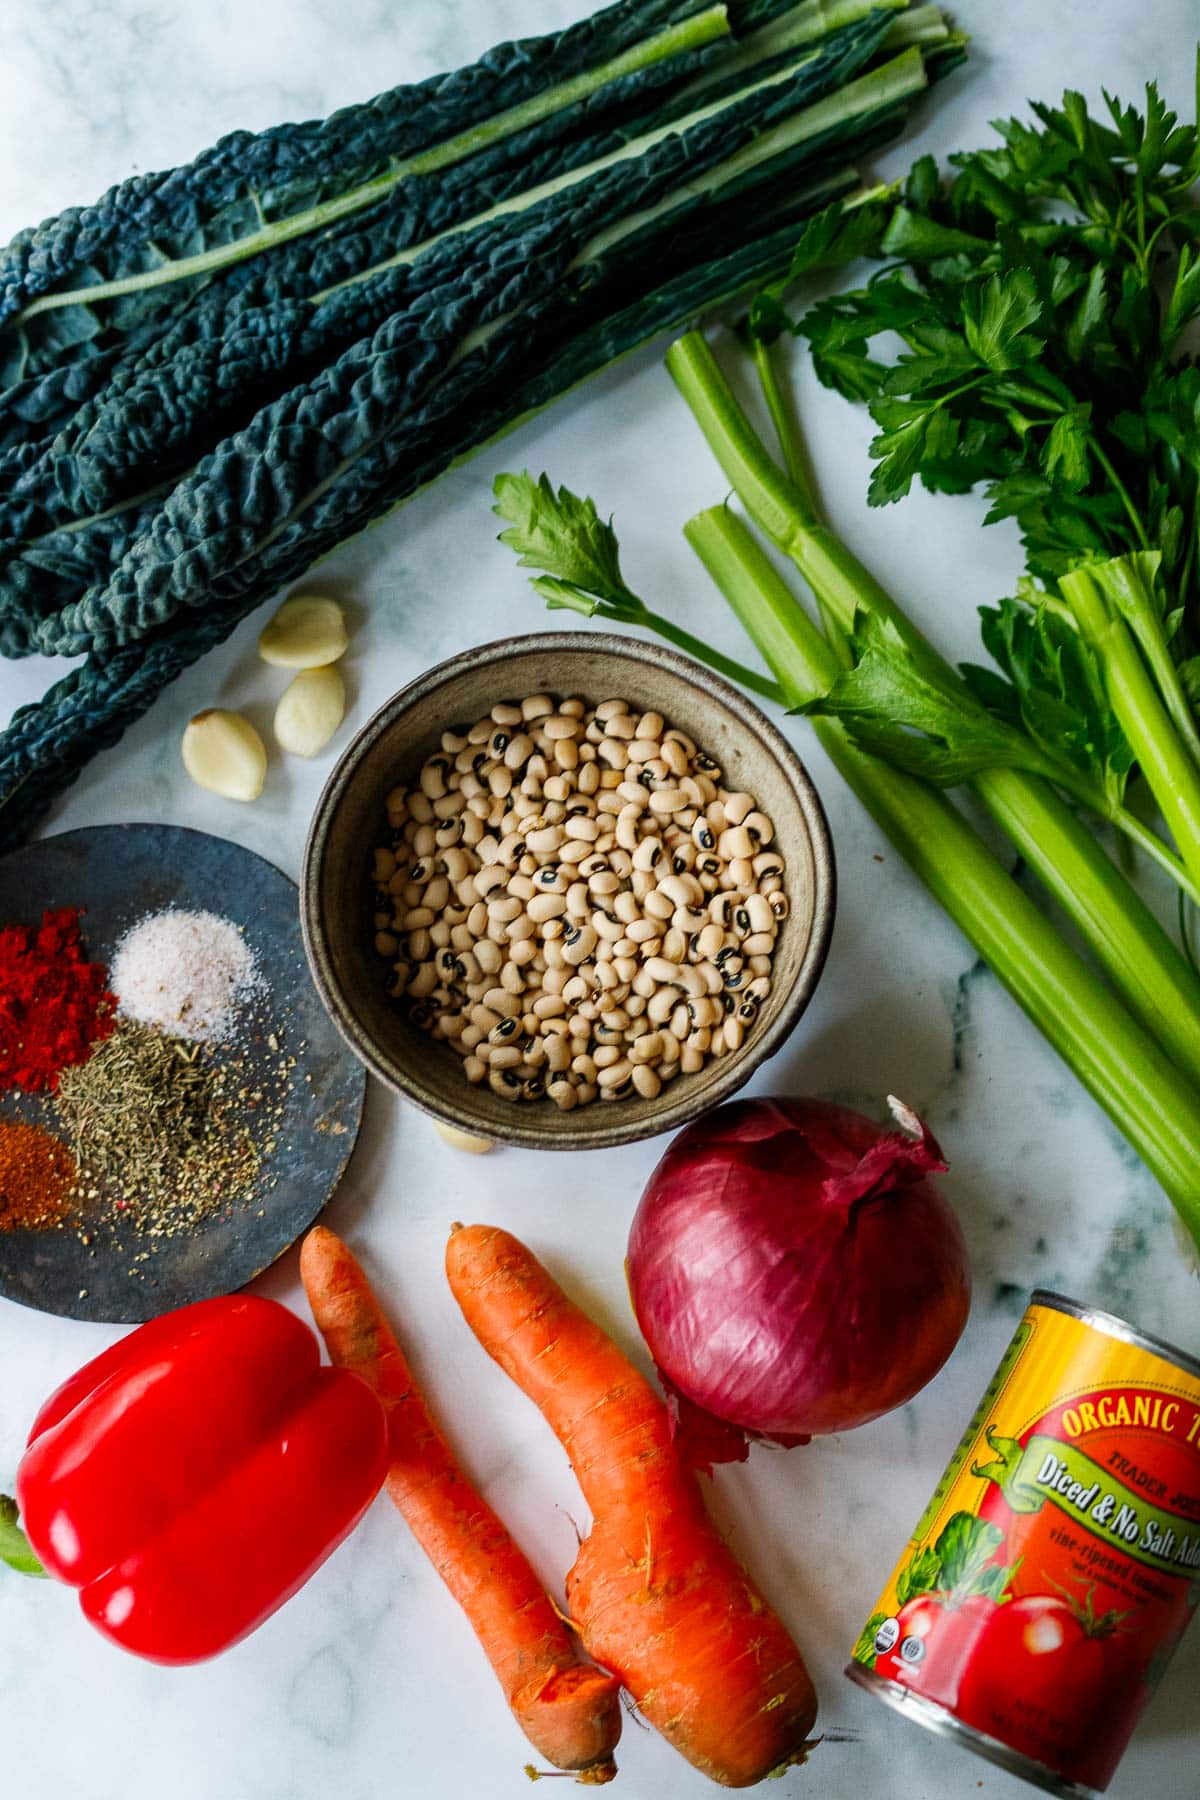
[
  {"x1": 766, "y1": 1737, "x2": 822, "y2": 1778},
  {"x1": 522, "y1": 1763, "x2": 617, "y2": 1786}
]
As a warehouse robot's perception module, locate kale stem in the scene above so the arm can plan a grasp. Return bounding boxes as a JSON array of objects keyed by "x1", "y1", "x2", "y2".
[
  {"x1": 11, "y1": 5, "x2": 734, "y2": 326},
  {"x1": 318, "y1": 50, "x2": 929, "y2": 304}
]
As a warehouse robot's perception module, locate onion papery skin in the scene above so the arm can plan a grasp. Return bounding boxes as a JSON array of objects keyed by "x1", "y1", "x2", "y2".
[{"x1": 627, "y1": 1097, "x2": 971, "y2": 1459}]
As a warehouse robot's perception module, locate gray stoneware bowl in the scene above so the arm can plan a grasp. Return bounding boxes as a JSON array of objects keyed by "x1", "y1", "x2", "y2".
[{"x1": 301, "y1": 632, "x2": 835, "y2": 1150}]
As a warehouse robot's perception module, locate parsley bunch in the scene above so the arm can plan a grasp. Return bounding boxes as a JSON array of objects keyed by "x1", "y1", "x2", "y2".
[
  {"x1": 785, "y1": 77, "x2": 1200, "y2": 908},
  {"x1": 799, "y1": 80, "x2": 1200, "y2": 562}
]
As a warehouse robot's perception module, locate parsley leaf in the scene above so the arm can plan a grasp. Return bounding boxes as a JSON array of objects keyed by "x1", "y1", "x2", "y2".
[{"x1": 961, "y1": 270, "x2": 1043, "y2": 370}]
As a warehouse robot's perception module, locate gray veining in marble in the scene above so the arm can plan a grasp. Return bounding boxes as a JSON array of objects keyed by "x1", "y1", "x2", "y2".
[{"x1": 0, "y1": 1, "x2": 1196, "y2": 1795}]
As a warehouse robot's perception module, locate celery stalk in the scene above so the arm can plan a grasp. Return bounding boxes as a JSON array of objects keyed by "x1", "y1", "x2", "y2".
[
  {"x1": 1060, "y1": 561, "x2": 1200, "y2": 897},
  {"x1": 667, "y1": 330, "x2": 1200, "y2": 1087},
  {"x1": 685, "y1": 504, "x2": 1200, "y2": 1250},
  {"x1": 1085, "y1": 554, "x2": 1200, "y2": 772}
]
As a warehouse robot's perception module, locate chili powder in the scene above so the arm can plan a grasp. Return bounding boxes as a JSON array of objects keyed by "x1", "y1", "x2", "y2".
[
  {"x1": 0, "y1": 1122, "x2": 77, "y2": 1230},
  {"x1": 0, "y1": 907, "x2": 114, "y2": 1092}
]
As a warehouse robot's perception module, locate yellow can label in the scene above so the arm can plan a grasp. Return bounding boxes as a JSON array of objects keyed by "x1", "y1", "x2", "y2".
[{"x1": 851, "y1": 1297, "x2": 1200, "y2": 1792}]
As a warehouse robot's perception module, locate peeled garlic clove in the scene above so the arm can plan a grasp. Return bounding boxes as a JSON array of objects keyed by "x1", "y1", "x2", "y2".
[
  {"x1": 274, "y1": 665, "x2": 346, "y2": 757},
  {"x1": 182, "y1": 710, "x2": 267, "y2": 801},
  {"x1": 434, "y1": 1122, "x2": 494, "y2": 1155},
  {"x1": 258, "y1": 595, "x2": 347, "y2": 668}
]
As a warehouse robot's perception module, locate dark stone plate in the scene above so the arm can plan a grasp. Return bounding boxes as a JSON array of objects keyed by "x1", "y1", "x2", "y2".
[{"x1": 0, "y1": 824, "x2": 366, "y2": 1323}]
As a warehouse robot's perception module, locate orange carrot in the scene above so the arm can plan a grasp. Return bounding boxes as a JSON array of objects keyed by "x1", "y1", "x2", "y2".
[
  {"x1": 445, "y1": 1223, "x2": 819, "y2": 1789},
  {"x1": 299, "y1": 1226, "x2": 621, "y2": 1782}
]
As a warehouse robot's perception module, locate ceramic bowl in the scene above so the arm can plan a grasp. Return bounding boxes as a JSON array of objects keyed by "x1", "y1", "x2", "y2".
[{"x1": 301, "y1": 632, "x2": 835, "y2": 1150}]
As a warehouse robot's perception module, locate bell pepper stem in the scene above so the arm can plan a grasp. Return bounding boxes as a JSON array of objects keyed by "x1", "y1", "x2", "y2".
[{"x1": 0, "y1": 1494, "x2": 46, "y2": 1578}]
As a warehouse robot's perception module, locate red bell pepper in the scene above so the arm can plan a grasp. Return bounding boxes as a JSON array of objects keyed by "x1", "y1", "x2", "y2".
[{"x1": 15, "y1": 1293, "x2": 388, "y2": 1663}]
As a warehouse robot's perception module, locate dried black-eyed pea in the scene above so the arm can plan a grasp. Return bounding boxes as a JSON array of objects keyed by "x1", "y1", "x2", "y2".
[
  {"x1": 647, "y1": 988, "x2": 675, "y2": 1025},
  {"x1": 420, "y1": 758, "x2": 451, "y2": 801}
]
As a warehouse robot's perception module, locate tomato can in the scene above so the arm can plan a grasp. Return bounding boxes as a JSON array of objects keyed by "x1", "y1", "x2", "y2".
[{"x1": 847, "y1": 1290, "x2": 1200, "y2": 1797}]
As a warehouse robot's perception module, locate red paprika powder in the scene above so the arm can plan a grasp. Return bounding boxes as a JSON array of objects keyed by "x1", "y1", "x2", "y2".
[
  {"x1": 0, "y1": 1122, "x2": 77, "y2": 1230},
  {"x1": 0, "y1": 907, "x2": 115, "y2": 1092}
]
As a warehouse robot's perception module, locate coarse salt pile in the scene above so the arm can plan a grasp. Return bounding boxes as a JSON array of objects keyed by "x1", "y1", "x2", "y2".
[{"x1": 111, "y1": 908, "x2": 261, "y2": 1045}]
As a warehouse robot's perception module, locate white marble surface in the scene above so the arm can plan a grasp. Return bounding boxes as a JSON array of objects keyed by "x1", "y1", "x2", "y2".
[{"x1": 0, "y1": 2, "x2": 1197, "y2": 1796}]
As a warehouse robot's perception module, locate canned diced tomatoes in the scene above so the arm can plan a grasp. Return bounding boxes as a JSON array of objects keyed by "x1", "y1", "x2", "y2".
[{"x1": 849, "y1": 1291, "x2": 1200, "y2": 1798}]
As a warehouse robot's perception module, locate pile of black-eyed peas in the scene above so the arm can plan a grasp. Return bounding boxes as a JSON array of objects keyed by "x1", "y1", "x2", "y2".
[{"x1": 371, "y1": 694, "x2": 786, "y2": 1108}]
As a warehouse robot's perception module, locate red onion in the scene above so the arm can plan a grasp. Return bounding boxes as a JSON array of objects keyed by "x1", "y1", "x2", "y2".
[{"x1": 627, "y1": 1095, "x2": 971, "y2": 1465}]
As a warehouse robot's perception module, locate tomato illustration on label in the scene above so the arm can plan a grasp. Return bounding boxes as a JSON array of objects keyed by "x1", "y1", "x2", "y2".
[{"x1": 956, "y1": 1590, "x2": 1143, "y2": 1791}]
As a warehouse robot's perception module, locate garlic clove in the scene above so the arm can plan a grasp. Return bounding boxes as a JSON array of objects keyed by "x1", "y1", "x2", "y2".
[
  {"x1": 434, "y1": 1122, "x2": 494, "y2": 1154},
  {"x1": 274, "y1": 665, "x2": 346, "y2": 758},
  {"x1": 258, "y1": 595, "x2": 348, "y2": 668},
  {"x1": 181, "y1": 710, "x2": 267, "y2": 801}
]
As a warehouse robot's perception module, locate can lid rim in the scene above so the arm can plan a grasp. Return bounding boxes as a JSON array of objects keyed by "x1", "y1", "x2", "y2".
[{"x1": 1032, "y1": 1289, "x2": 1200, "y2": 1384}]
